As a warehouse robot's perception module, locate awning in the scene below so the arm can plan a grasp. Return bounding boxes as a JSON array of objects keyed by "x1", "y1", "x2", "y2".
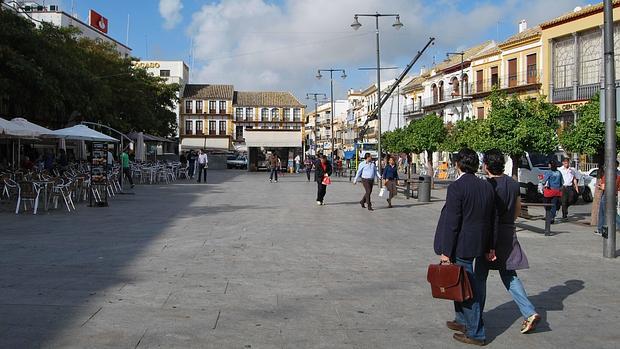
[
  {"x1": 0, "y1": 117, "x2": 35, "y2": 137},
  {"x1": 44, "y1": 125, "x2": 119, "y2": 142},
  {"x1": 10, "y1": 118, "x2": 55, "y2": 137},
  {"x1": 244, "y1": 130, "x2": 301, "y2": 148}
]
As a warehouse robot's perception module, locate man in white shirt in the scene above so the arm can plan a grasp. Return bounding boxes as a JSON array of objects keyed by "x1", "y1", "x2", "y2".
[
  {"x1": 354, "y1": 153, "x2": 382, "y2": 211},
  {"x1": 294, "y1": 155, "x2": 301, "y2": 173},
  {"x1": 197, "y1": 149, "x2": 208, "y2": 183},
  {"x1": 558, "y1": 157, "x2": 579, "y2": 219}
]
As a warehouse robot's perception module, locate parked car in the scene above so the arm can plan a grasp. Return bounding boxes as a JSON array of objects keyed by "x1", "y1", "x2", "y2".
[
  {"x1": 226, "y1": 155, "x2": 247, "y2": 169},
  {"x1": 506, "y1": 152, "x2": 563, "y2": 202},
  {"x1": 576, "y1": 168, "x2": 596, "y2": 203}
]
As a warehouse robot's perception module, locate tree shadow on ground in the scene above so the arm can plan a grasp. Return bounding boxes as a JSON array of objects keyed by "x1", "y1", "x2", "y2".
[
  {"x1": 484, "y1": 279, "x2": 585, "y2": 343},
  {"x1": 515, "y1": 222, "x2": 570, "y2": 236}
]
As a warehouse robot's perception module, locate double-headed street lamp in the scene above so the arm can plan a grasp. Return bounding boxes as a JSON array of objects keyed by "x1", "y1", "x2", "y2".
[
  {"x1": 446, "y1": 51, "x2": 465, "y2": 120},
  {"x1": 351, "y1": 12, "x2": 403, "y2": 178},
  {"x1": 306, "y1": 92, "x2": 327, "y2": 157},
  {"x1": 316, "y1": 69, "x2": 346, "y2": 162}
]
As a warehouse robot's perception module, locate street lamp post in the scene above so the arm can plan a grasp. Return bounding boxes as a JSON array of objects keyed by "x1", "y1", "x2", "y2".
[
  {"x1": 352, "y1": 12, "x2": 403, "y2": 180},
  {"x1": 306, "y1": 93, "x2": 327, "y2": 157},
  {"x1": 446, "y1": 52, "x2": 465, "y2": 120},
  {"x1": 316, "y1": 69, "x2": 346, "y2": 163}
]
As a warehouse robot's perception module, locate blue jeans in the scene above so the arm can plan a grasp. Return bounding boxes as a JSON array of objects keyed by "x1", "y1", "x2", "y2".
[
  {"x1": 454, "y1": 258, "x2": 485, "y2": 341},
  {"x1": 475, "y1": 259, "x2": 536, "y2": 320},
  {"x1": 544, "y1": 195, "x2": 560, "y2": 221},
  {"x1": 270, "y1": 168, "x2": 278, "y2": 181},
  {"x1": 597, "y1": 193, "x2": 620, "y2": 233}
]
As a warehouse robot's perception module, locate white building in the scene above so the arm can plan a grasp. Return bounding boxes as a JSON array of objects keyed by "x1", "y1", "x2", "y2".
[
  {"x1": 8, "y1": 2, "x2": 131, "y2": 56},
  {"x1": 132, "y1": 61, "x2": 190, "y2": 139},
  {"x1": 304, "y1": 100, "x2": 347, "y2": 157}
]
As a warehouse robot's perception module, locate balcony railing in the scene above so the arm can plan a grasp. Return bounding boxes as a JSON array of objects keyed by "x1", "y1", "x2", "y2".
[
  {"x1": 185, "y1": 109, "x2": 193, "y2": 114},
  {"x1": 196, "y1": 109, "x2": 203, "y2": 114},
  {"x1": 209, "y1": 109, "x2": 217, "y2": 114},
  {"x1": 470, "y1": 69, "x2": 541, "y2": 95}
]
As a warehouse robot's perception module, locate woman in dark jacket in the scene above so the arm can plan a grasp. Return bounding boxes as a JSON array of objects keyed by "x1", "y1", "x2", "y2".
[
  {"x1": 477, "y1": 149, "x2": 540, "y2": 334},
  {"x1": 382, "y1": 155, "x2": 399, "y2": 208},
  {"x1": 314, "y1": 155, "x2": 332, "y2": 205}
]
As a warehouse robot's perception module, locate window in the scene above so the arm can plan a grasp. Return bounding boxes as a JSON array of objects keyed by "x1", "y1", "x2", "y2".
[
  {"x1": 209, "y1": 101, "x2": 217, "y2": 113},
  {"x1": 159, "y1": 70, "x2": 170, "y2": 77},
  {"x1": 219, "y1": 101, "x2": 227, "y2": 114},
  {"x1": 261, "y1": 108, "x2": 269, "y2": 121},
  {"x1": 196, "y1": 101, "x2": 203, "y2": 114},
  {"x1": 431, "y1": 84, "x2": 438, "y2": 104},
  {"x1": 235, "y1": 107, "x2": 244, "y2": 120},
  {"x1": 554, "y1": 36, "x2": 575, "y2": 88},
  {"x1": 245, "y1": 108, "x2": 253, "y2": 121},
  {"x1": 438, "y1": 81, "x2": 444, "y2": 101},
  {"x1": 293, "y1": 108, "x2": 301, "y2": 121},
  {"x1": 579, "y1": 30, "x2": 601, "y2": 85},
  {"x1": 476, "y1": 70, "x2": 483, "y2": 93},
  {"x1": 235, "y1": 125, "x2": 244, "y2": 140},
  {"x1": 508, "y1": 59, "x2": 517, "y2": 87},
  {"x1": 477, "y1": 107, "x2": 485, "y2": 120},
  {"x1": 271, "y1": 108, "x2": 280, "y2": 121},
  {"x1": 195, "y1": 120, "x2": 203, "y2": 134},
  {"x1": 185, "y1": 120, "x2": 193, "y2": 134},
  {"x1": 462, "y1": 74, "x2": 469, "y2": 94},
  {"x1": 491, "y1": 66, "x2": 499, "y2": 87},
  {"x1": 219, "y1": 121, "x2": 227, "y2": 135},
  {"x1": 450, "y1": 77, "x2": 459, "y2": 96},
  {"x1": 527, "y1": 54, "x2": 537, "y2": 84},
  {"x1": 283, "y1": 108, "x2": 291, "y2": 121},
  {"x1": 185, "y1": 100, "x2": 193, "y2": 114},
  {"x1": 209, "y1": 120, "x2": 216, "y2": 135}
]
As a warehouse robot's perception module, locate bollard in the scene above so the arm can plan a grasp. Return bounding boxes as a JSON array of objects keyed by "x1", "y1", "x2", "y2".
[{"x1": 418, "y1": 175, "x2": 431, "y2": 202}]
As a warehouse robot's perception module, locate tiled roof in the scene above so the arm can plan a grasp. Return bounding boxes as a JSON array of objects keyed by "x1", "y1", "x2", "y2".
[
  {"x1": 434, "y1": 40, "x2": 496, "y2": 72},
  {"x1": 182, "y1": 84, "x2": 234, "y2": 99},
  {"x1": 233, "y1": 91, "x2": 304, "y2": 108},
  {"x1": 470, "y1": 43, "x2": 501, "y2": 60},
  {"x1": 402, "y1": 75, "x2": 427, "y2": 92},
  {"x1": 499, "y1": 26, "x2": 542, "y2": 47},
  {"x1": 540, "y1": 1, "x2": 620, "y2": 29}
]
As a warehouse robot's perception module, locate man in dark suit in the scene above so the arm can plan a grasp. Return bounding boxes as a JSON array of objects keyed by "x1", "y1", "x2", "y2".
[{"x1": 433, "y1": 148, "x2": 495, "y2": 346}]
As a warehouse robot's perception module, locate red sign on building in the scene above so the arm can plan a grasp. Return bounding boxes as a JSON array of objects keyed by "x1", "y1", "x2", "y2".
[{"x1": 89, "y1": 9, "x2": 108, "y2": 34}]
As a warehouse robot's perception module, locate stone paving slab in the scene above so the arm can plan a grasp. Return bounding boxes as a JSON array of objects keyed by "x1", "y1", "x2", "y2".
[{"x1": 0, "y1": 170, "x2": 618, "y2": 348}]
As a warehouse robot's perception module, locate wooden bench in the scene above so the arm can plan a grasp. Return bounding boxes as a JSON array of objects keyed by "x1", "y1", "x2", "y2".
[{"x1": 520, "y1": 201, "x2": 555, "y2": 236}]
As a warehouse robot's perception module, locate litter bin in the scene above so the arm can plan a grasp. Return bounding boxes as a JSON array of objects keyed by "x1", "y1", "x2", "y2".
[{"x1": 418, "y1": 175, "x2": 431, "y2": 202}]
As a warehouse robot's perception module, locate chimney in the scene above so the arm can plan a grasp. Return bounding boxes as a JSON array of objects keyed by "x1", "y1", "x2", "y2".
[
  {"x1": 519, "y1": 20, "x2": 527, "y2": 33},
  {"x1": 420, "y1": 66, "x2": 427, "y2": 75}
]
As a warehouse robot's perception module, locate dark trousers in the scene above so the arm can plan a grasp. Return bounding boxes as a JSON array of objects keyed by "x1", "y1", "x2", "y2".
[
  {"x1": 122, "y1": 167, "x2": 133, "y2": 186},
  {"x1": 361, "y1": 178, "x2": 374, "y2": 208},
  {"x1": 270, "y1": 168, "x2": 278, "y2": 181},
  {"x1": 453, "y1": 257, "x2": 486, "y2": 341},
  {"x1": 197, "y1": 164, "x2": 207, "y2": 183},
  {"x1": 188, "y1": 161, "x2": 196, "y2": 178},
  {"x1": 306, "y1": 168, "x2": 311, "y2": 181},
  {"x1": 317, "y1": 182, "x2": 327, "y2": 202},
  {"x1": 543, "y1": 195, "x2": 560, "y2": 221},
  {"x1": 561, "y1": 186, "x2": 575, "y2": 218}
]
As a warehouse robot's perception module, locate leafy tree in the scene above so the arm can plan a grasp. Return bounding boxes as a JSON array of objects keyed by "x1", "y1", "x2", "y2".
[
  {"x1": 0, "y1": 9, "x2": 178, "y2": 136},
  {"x1": 408, "y1": 114, "x2": 446, "y2": 177},
  {"x1": 442, "y1": 118, "x2": 484, "y2": 152},
  {"x1": 483, "y1": 90, "x2": 560, "y2": 178}
]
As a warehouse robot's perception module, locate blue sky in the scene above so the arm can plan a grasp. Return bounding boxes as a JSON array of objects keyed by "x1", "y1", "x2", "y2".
[{"x1": 55, "y1": 0, "x2": 585, "y2": 100}]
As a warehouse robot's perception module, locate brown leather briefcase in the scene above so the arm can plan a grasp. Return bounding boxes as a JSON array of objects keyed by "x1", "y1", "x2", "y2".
[{"x1": 426, "y1": 263, "x2": 473, "y2": 302}]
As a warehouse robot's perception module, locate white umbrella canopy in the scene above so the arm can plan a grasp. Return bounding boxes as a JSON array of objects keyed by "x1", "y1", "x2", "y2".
[
  {"x1": 0, "y1": 117, "x2": 35, "y2": 137},
  {"x1": 135, "y1": 132, "x2": 145, "y2": 161},
  {"x1": 45, "y1": 125, "x2": 119, "y2": 142},
  {"x1": 10, "y1": 117, "x2": 54, "y2": 137}
]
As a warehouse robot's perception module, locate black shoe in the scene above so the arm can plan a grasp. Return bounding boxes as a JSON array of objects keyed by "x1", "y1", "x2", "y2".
[
  {"x1": 360, "y1": 201, "x2": 366, "y2": 208},
  {"x1": 368, "y1": 207, "x2": 374, "y2": 211},
  {"x1": 130, "y1": 184, "x2": 135, "y2": 189},
  {"x1": 453, "y1": 333, "x2": 485, "y2": 346}
]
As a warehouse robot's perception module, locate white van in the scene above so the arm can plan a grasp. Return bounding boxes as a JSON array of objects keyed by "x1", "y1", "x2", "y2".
[{"x1": 505, "y1": 152, "x2": 565, "y2": 202}]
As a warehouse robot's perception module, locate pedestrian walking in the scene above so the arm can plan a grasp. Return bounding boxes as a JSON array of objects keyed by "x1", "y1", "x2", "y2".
[
  {"x1": 595, "y1": 161, "x2": 620, "y2": 236},
  {"x1": 304, "y1": 157, "x2": 313, "y2": 182},
  {"x1": 354, "y1": 153, "x2": 381, "y2": 211},
  {"x1": 180, "y1": 151, "x2": 187, "y2": 168},
  {"x1": 294, "y1": 154, "x2": 301, "y2": 173},
  {"x1": 269, "y1": 153, "x2": 279, "y2": 183},
  {"x1": 477, "y1": 149, "x2": 540, "y2": 335},
  {"x1": 382, "y1": 155, "x2": 399, "y2": 208},
  {"x1": 120, "y1": 147, "x2": 134, "y2": 189},
  {"x1": 197, "y1": 149, "x2": 208, "y2": 183},
  {"x1": 433, "y1": 148, "x2": 495, "y2": 346},
  {"x1": 559, "y1": 157, "x2": 579, "y2": 220},
  {"x1": 542, "y1": 159, "x2": 563, "y2": 224},
  {"x1": 188, "y1": 150, "x2": 197, "y2": 179},
  {"x1": 314, "y1": 155, "x2": 332, "y2": 205}
]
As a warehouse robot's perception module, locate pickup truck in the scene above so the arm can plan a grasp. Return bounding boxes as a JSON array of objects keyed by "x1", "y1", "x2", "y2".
[{"x1": 226, "y1": 155, "x2": 247, "y2": 169}]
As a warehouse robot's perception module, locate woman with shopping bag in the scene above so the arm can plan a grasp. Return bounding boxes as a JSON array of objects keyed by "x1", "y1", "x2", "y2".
[
  {"x1": 314, "y1": 155, "x2": 332, "y2": 206},
  {"x1": 382, "y1": 155, "x2": 399, "y2": 208}
]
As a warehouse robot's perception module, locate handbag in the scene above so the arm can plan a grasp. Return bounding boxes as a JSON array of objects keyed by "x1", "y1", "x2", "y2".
[
  {"x1": 322, "y1": 175, "x2": 332, "y2": 186},
  {"x1": 426, "y1": 262, "x2": 473, "y2": 302},
  {"x1": 543, "y1": 187, "x2": 562, "y2": 198}
]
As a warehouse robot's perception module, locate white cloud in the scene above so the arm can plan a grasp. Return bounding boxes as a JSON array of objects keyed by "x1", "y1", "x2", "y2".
[
  {"x1": 185, "y1": 0, "x2": 586, "y2": 100},
  {"x1": 159, "y1": 0, "x2": 183, "y2": 30}
]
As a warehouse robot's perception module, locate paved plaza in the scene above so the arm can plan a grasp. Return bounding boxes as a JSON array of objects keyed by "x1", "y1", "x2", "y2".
[{"x1": 1, "y1": 171, "x2": 619, "y2": 348}]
